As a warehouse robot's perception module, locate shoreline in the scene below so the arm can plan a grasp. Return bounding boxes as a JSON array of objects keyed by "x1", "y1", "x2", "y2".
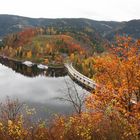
[{"x1": 0, "y1": 55, "x2": 65, "y2": 69}]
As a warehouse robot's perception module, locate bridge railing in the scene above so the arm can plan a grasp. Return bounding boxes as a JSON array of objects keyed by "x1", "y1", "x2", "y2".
[
  {"x1": 65, "y1": 63, "x2": 137, "y2": 104},
  {"x1": 65, "y1": 63, "x2": 96, "y2": 89}
]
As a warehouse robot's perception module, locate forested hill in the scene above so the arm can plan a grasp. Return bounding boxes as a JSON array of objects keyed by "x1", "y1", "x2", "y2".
[
  {"x1": 0, "y1": 14, "x2": 118, "y2": 38},
  {"x1": 0, "y1": 14, "x2": 140, "y2": 41}
]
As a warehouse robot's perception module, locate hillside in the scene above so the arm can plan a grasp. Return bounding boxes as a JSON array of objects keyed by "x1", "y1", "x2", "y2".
[
  {"x1": 0, "y1": 27, "x2": 90, "y2": 65},
  {"x1": 0, "y1": 15, "x2": 103, "y2": 38},
  {"x1": 0, "y1": 15, "x2": 140, "y2": 42},
  {"x1": 105, "y1": 20, "x2": 140, "y2": 40}
]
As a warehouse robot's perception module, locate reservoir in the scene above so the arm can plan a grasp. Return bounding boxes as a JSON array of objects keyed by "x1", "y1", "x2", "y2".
[{"x1": 0, "y1": 58, "x2": 86, "y2": 119}]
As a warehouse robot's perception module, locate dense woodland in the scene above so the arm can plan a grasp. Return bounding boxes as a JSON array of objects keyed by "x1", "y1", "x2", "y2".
[
  {"x1": 0, "y1": 15, "x2": 140, "y2": 139},
  {"x1": 0, "y1": 26, "x2": 105, "y2": 69},
  {"x1": 0, "y1": 15, "x2": 140, "y2": 41},
  {"x1": 0, "y1": 30, "x2": 140, "y2": 139}
]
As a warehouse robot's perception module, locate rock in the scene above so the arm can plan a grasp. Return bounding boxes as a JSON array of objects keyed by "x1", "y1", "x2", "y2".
[
  {"x1": 22, "y1": 61, "x2": 33, "y2": 67},
  {"x1": 37, "y1": 64, "x2": 48, "y2": 69}
]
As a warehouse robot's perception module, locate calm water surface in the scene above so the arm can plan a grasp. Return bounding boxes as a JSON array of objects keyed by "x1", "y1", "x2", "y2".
[{"x1": 0, "y1": 59, "x2": 85, "y2": 119}]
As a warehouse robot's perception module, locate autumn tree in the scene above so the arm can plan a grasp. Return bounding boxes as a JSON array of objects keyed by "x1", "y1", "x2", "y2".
[
  {"x1": 27, "y1": 51, "x2": 32, "y2": 59},
  {"x1": 58, "y1": 79, "x2": 87, "y2": 114},
  {"x1": 86, "y1": 36, "x2": 140, "y2": 138},
  {"x1": 93, "y1": 36, "x2": 140, "y2": 106},
  {"x1": 49, "y1": 36, "x2": 140, "y2": 140}
]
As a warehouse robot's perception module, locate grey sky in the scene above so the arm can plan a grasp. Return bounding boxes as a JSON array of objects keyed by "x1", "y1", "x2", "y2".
[{"x1": 0, "y1": 0, "x2": 140, "y2": 21}]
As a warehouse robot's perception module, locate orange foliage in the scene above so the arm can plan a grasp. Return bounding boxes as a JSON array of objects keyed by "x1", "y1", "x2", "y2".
[
  {"x1": 43, "y1": 37, "x2": 140, "y2": 140},
  {"x1": 17, "y1": 28, "x2": 36, "y2": 46},
  {"x1": 0, "y1": 35, "x2": 140, "y2": 140},
  {"x1": 27, "y1": 51, "x2": 32, "y2": 58}
]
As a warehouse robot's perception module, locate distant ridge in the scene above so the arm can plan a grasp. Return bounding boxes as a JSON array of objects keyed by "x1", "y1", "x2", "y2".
[{"x1": 0, "y1": 14, "x2": 140, "y2": 41}]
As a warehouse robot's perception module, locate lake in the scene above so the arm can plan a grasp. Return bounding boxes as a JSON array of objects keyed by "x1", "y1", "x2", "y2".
[{"x1": 0, "y1": 58, "x2": 86, "y2": 119}]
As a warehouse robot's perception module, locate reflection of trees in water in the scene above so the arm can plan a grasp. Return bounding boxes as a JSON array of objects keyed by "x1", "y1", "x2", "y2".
[
  {"x1": 0, "y1": 57, "x2": 67, "y2": 77},
  {"x1": 47, "y1": 68, "x2": 67, "y2": 77}
]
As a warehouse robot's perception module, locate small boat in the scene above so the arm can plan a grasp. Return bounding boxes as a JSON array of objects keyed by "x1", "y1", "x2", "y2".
[
  {"x1": 37, "y1": 64, "x2": 48, "y2": 69},
  {"x1": 22, "y1": 61, "x2": 33, "y2": 67}
]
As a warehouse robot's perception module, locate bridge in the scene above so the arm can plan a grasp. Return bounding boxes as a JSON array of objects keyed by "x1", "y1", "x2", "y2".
[
  {"x1": 65, "y1": 63, "x2": 137, "y2": 104},
  {"x1": 64, "y1": 63, "x2": 96, "y2": 90}
]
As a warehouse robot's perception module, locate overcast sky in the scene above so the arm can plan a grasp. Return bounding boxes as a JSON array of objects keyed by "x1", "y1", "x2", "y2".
[{"x1": 0, "y1": 0, "x2": 140, "y2": 21}]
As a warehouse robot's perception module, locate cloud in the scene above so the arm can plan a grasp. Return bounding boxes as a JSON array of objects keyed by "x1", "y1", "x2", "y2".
[{"x1": 0, "y1": 0, "x2": 140, "y2": 21}]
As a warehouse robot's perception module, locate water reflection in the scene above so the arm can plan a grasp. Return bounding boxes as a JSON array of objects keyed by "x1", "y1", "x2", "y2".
[
  {"x1": 0, "y1": 58, "x2": 85, "y2": 119},
  {"x1": 0, "y1": 57, "x2": 67, "y2": 77}
]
